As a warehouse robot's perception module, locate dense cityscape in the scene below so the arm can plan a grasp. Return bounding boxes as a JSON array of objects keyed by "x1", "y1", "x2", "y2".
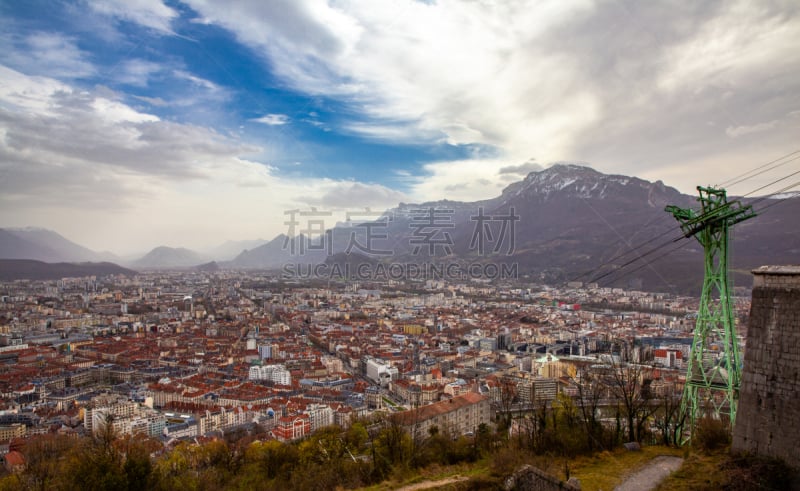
[{"x1": 0, "y1": 269, "x2": 753, "y2": 483}]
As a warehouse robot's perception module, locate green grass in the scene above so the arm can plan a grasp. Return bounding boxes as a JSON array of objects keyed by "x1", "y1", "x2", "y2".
[
  {"x1": 358, "y1": 460, "x2": 491, "y2": 491},
  {"x1": 358, "y1": 445, "x2": 735, "y2": 491},
  {"x1": 569, "y1": 445, "x2": 684, "y2": 491},
  {"x1": 653, "y1": 449, "x2": 727, "y2": 491},
  {"x1": 382, "y1": 398, "x2": 407, "y2": 411}
]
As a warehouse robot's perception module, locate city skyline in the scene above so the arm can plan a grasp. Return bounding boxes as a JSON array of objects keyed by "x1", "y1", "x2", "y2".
[{"x1": 1, "y1": 0, "x2": 798, "y2": 253}]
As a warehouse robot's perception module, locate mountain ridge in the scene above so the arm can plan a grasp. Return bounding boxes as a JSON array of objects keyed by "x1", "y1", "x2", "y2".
[
  {"x1": 231, "y1": 164, "x2": 799, "y2": 293},
  {"x1": 0, "y1": 259, "x2": 137, "y2": 281},
  {"x1": 3, "y1": 164, "x2": 798, "y2": 291},
  {"x1": 131, "y1": 246, "x2": 208, "y2": 269},
  {"x1": 0, "y1": 228, "x2": 117, "y2": 263}
]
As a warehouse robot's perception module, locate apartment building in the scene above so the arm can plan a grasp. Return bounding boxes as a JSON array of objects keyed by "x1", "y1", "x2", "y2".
[{"x1": 398, "y1": 392, "x2": 490, "y2": 438}]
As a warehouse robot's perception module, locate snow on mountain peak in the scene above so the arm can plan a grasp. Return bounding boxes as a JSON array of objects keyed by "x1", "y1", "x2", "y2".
[{"x1": 499, "y1": 163, "x2": 653, "y2": 201}]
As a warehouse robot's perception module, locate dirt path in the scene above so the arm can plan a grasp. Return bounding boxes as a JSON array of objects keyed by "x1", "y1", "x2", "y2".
[
  {"x1": 613, "y1": 455, "x2": 684, "y2": 491},
  {"x1": 394, "y1": 475, "x2": 470, "y2": 491}
]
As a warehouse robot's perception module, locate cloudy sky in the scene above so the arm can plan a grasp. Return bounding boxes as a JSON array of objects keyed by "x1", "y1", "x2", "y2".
[{"x1": 1, "y1": 0, "x2": 798, "y2": 254}]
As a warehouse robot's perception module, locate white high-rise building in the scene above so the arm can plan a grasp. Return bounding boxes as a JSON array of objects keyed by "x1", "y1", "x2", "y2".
[
  {"x1": 248, "y1": 364, "x2": 292, "y2": 385},
  {"x1": 305, "y1": 404, "x2": 334, "y2": 431}
]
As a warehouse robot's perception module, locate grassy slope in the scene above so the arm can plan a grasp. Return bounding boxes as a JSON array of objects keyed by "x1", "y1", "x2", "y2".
[
  {"x1": 654, "y1": 450, "x2": 728, "y2": 491},
  {"x1": 569, "y1": 446, "x2": 684, "y2": 491},
  {"x1": 359, "y1": 461, "x2": 491, "y2": 491},
  {"x1": 358, "y1": 445, "x2": 692, "y2": 491}
]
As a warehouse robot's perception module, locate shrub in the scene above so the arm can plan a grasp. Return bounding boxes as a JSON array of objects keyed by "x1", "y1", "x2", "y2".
[
  {"x1": 692, "y1": 417, "x2": 730, "y2": 452},
  {"x1": 457, "y1": 475, "x2": 504, "y2": 490},
  {"x1": 722, "y1": 453, "x2": 797, "y2": 491},
  {"x1": 489, "y1": 446, "x2": 529, "y2": 478}
]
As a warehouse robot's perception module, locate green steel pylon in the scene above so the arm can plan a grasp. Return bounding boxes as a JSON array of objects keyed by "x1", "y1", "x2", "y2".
[{"x1": 665, "y1": 186, "x2": 756, "y2": 443}]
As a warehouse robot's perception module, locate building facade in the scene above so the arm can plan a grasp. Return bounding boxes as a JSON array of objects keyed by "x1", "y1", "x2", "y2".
[{"x1": 398, "y1": 392, "x2": 490, "y2": 438}]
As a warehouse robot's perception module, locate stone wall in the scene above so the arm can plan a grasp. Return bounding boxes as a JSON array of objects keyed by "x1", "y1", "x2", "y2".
[
  {"x1": 732, "y1": 265, "x2": 800, "y2": 469},
  {"x1": 504, "y1": 465, "x2": 581, "y2": 491}
]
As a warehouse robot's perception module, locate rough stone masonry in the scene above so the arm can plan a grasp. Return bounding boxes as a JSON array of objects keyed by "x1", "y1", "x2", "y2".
[{"x1": 732, "y1": 265, "x2": 800, "y2": 469}]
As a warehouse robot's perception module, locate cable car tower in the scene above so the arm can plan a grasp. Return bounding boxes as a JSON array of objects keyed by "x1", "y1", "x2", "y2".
[{"x1": 665, "y1": 186, "x2": 756, "y2": 441}]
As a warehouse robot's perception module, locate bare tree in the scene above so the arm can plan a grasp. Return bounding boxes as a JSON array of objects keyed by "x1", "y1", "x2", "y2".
[
  {"x1": 574, "y1": 365, "x2": 605, "y2": 452},
  {"x1": 496, "y1": 375, "x2": 518, "y2": 431},
  {"x1": 653, "y1": 383, "x2": 685, "y2": 446},
  {"x1": 18, "y1": 434, "x2": 76, "y2": 491},
  {"x1": 605, "y1": 360, "x2": 656, "y2": 442},
  {"x1": 374, "y1": 413, "x2": 413, "y2": 469},
  {"x1": 515, "y1": 397, "x2": 547, "y2": 452}
]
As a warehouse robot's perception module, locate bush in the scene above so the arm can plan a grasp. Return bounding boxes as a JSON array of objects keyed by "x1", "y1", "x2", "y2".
[
  {"x1": 722, "y1": 453, "x2": 797, "y2": 491},
  {"x1": 456, "y1": 475, "x2": 504, "y2": 490},
  {"x1": 692, "y1": 417, "x2": 730, "y2": 452},
  {"x1": 489, "y1": 446, "x2": 530, "y2": 478}
]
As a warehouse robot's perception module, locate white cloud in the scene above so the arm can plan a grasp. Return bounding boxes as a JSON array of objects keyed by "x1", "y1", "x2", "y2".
[
  {"x1": 184, "y1": 0, "x2": 599, "y2": 163},
  {"x1": 251, "y1": 114, "x2": 290, "y2": 125},
  {"x1": 724, "y1": 108, "x2": 800, "y2": 139},
  {"x1": 306, "y1": 181, "x2": 409, "y2": 210},
  {"x1": 499, "y1": 160, "x2": 543, "y2": 176},
  {"x1": 0, "y1": 65, "x2": 413, "y2": 253},
  {"x1": 91, "y1": 97, "x2": 160, "y2": 124},
  {"x1": 133, "y1": 95, "x2": 168, "y2": 107},
  {"x1": 657, "y1": 2, "x2": 800, "y2": 94},
  {"x1": 88, "y1": 0, "x2": 177, "y2": 34},
  {"x1": 410, "y1": 159, "x2": 516, "y2": 203},
  {"x1": 343, "y1": 121, "x2": 438, "y2": 143},
  {"x1": 183, "y1": 0, "x2": 800, "y2": 196},
  {"x1": 0, "y1": 32, "x2": 95, "y2": 79},
  {"x1": 173, "y1": 70, "x2": 220, "y2": 91},
  {"x1": 116, "y1": 59, "x2": 164, "y2": 87},
  {"x1": 0, "y1": 65, "x2": 72, "y2": 114},
  {"x1": 726, "y1": 120, "x2": 779, "y2": 138}
]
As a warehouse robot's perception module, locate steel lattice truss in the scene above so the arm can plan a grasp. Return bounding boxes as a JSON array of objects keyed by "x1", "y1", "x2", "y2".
[{"x1": 665, "y1": 186, "x2": 756, "y2": 443}]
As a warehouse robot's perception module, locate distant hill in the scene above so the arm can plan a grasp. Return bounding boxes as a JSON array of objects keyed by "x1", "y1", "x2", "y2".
[
  {"x1": 230, "y1": 234, "x2": 327, "y2": 269},
  {"x1": 132, "y1": 246, "x2": 208, "y2": 269},
  {"x1": 205, "y1": 239, "x2": 268, "y2": 261},
  {"x1": 195, "y1": 261, "x2": 220, "y2": 272},
  {"x1": 0, "y1": 229, "x2": 63, "y2": 262},
  {"x1": 5, "y1": 165, "x2": 797, "y2": 291},
  {"x1": 0, "y1": 259, "x2": 136, "y2": 281},
  {"x1": 0, "y1": 227, "x2": 115, "y2": 263}
]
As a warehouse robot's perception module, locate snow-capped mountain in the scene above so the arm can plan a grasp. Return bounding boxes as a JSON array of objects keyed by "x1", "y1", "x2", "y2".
[{"x1": 235, "y1": 163, "x2": 798, "y2": 293}]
